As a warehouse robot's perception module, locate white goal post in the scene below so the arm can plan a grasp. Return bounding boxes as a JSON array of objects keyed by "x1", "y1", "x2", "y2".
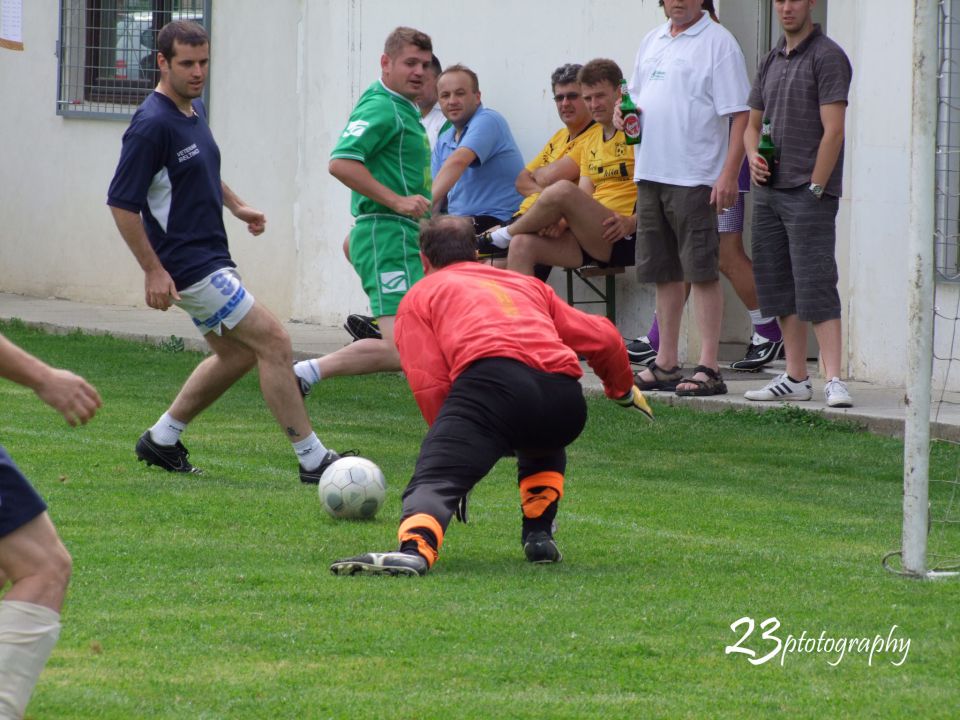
[{"x1": 901, "y1": 0, "x2": 959, "y2": 579}]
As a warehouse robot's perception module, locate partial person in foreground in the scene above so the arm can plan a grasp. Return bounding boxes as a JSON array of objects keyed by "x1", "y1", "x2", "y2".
[
  {"x1": 331, "y1": 216, "x2": 652, "y2": 577},
  {"x1": 0, "y1": 332, "x2": 101, "y2": 720},
  {"x1": 742, "y1": 0, "x2": 853, "y2": 408},
  {"x1": 107, "y1": 21, "x2": 344, "y2": 482}
]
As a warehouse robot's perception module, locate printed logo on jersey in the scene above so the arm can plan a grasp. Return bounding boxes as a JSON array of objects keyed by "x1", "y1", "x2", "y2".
[
  {"x1": 588, "y1": 161, "x2": 631, "y2": 181},
  {"x1": 380, "y1": 271, "x2": 408, "y2": 294},
  {"x1": 479, "y1": 280, "x2": 518, "y2": 317},
  {"x1": 177, "y1": 143, "x2": 200, "y2": 163},
  {"x1": 343, "y1": 120, "x2": 370, "y2": 138}
]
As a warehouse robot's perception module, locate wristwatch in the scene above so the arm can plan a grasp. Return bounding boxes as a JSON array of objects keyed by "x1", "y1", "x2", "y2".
[{"x1": 808, "y1": 182, "x2": 825, "y2": 200}]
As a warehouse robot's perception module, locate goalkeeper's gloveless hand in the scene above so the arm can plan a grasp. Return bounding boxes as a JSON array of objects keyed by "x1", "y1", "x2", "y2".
[{"x1": 615, "y1": 385, "x2": 654, "y2": 421}]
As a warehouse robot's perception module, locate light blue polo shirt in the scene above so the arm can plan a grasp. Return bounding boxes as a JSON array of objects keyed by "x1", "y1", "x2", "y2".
[{"x1": 432, "y1": 105, "x2": 525, "y2": 221}]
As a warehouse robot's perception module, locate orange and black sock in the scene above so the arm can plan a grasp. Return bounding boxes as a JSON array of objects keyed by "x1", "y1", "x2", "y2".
[
  {"x1": 398, "y1": 513, "x2": 444, "y2": 568},
  {"x1": 519, "y1": 471, "x2": 564, "y2": 542}
]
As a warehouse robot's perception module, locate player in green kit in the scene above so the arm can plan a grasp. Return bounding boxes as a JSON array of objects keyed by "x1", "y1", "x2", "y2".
[{"x1": 294, "y1": 27, "x2": 433, "y2": 397}]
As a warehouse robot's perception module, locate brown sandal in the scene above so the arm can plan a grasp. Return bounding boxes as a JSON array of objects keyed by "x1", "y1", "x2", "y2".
[
  {"x1": 634, "y1": 363, "x2": 683, "y2": 392},
  {"x1": 675, "y1": 365, "x2": 728, "y2": 397}
]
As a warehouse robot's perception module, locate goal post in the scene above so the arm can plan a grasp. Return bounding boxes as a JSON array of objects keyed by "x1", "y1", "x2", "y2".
[{"x1": 902, "y1": 0, "x2": 938, "y2": 578}]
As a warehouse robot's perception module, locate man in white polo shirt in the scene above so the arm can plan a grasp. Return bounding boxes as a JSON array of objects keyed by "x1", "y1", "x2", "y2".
[{"x1": 624, "y1": 0, "x2": 750, "y2": 397}]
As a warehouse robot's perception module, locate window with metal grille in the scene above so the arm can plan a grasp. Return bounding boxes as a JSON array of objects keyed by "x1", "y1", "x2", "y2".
[{"x1": 57, "y1": 0, "x2": 210, "y2": 119}]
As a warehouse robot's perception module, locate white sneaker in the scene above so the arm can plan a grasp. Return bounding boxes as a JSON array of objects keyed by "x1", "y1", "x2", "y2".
[
  {"x1": 824, "y1": 377, "x2": 853, "y2": 408},
  {"x1": 744, "y1": 373, "x2": 813, "y2": 402}
]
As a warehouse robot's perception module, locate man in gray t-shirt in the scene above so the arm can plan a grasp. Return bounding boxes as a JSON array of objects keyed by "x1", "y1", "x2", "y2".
[{"x1": 742, "y1": 1, "x2": 853, "y2": 409}]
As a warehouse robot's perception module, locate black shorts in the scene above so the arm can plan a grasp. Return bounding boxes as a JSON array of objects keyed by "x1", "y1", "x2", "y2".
[
  {"x1": 401, "y1": 358, "x2": 587, "y2": 525},
  {"x1": 0, "y1": 444, "x2": 48, "y2": 538},
  {"x1": 471, "y1": 215, "x2": 511, "y2": 235},
  {"x1": 582, "y1": 233, "x2": 636, "y2": 268}
]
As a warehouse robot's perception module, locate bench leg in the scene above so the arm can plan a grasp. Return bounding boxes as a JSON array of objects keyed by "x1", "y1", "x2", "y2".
[{"x1": 605, "y1": 274, "x2": 616, "y2": 323}]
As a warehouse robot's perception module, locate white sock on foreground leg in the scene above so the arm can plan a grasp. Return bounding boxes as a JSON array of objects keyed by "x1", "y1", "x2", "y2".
[
  {"x1": 0, "y1": 600, "x2": 62, "y2": 720},
  {"x1": 489, "y1": 226, "x2": 513, "y2": 248},
  {"x1": 294, "y1": 432, "x2": 329, "y2": 471},
  {"x1": 293, "y1": 360, "x2": 322, "y2": 390},
  {"x1": 149, "y1": 412, "x2": 186, "y2": 446}
]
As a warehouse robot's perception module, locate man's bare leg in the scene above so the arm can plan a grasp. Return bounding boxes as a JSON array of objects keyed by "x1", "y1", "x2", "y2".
[
  {"x1": 0, "y1": 515, "x2": 70, "y2": 612},
  {"x1": 317, "y1": 316, "x2": 401, "y2": 379},
  {"x1": 813, "y1": 317, "x2": 843, "y2": 380},
  {"x1": 718, "y1": 232, "x2": 759, "y2": 310},
  {"x1": 636, "y1": 281, "x2": 686, "y2": 383},
  {"x1": 204, "y1": 303, "x2": 314, "y2": 442},
  {"x1": 0, "y1": 514, "x2": 71, "y2": 719},
  {"x1": 674, "y1": 279, "x2": 724, "y2": 392},
  {"x1": 507, "y1": 231, "x2": 590, "y2": 276},
  {"x1": 780, "y1": 314, "x2": 809, "y2": 380},
  {"x1": 166, "y1": 342, "x2": 256, "y2": 425}
]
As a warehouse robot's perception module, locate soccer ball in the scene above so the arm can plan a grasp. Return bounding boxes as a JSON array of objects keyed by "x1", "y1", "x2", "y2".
[{"x1": 317, "y1": 457, "x2": 386, "y2": 519}]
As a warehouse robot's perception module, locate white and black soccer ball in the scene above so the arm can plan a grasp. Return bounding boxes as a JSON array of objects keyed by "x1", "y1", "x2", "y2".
[{"x1": 317, "y1": 456, "x2": 386, "y2": 519}]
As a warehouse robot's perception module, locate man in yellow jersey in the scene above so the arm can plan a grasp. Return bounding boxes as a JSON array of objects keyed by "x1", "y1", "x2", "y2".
[
  {"x1": 513, "y1": 64, "x2": 600, "y2": 218},
  {"x1": 484, "y1": 59, "x2": 637, "y2": 277}
]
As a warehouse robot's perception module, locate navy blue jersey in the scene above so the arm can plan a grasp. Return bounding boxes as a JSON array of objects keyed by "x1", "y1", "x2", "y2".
[{"x1": 107, "y1": 92, "x2": 234, "y2": 290}]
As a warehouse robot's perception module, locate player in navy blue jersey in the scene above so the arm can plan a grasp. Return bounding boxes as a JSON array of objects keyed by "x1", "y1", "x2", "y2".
[{"x1": 108, "y1": 21, "x2": 345, "y2": 482}]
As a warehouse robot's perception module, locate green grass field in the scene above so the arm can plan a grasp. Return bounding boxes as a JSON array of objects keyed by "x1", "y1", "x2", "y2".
[{"x1": 2, "y1": 321, "x2": 958, "y2": 719}]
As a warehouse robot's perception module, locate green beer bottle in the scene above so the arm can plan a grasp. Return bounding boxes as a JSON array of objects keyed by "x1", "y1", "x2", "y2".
[
  {"x1": 757, "y1": 117, "x2": 777, "y2": 185},
  {"x1": 620, "y1": 79, "x2": 642, "y2": 146}
]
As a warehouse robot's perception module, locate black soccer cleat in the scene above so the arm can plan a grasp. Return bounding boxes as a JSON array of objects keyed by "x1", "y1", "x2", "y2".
[
  {"x1": 299, "y1": 449, "x2": 358, "y2": 484},
  {"x1": 343, "y1": 314, "x2": 382, "y2": 342},
  {"x1": 728, "y1": 334, "x2": 785, "y2": 371},
  {"x1": 476, "y1": 232, "x2": 508, "y2": 260},
  {"x1": 625, "y1": 336, "x2": 657, "y2": 366},
  {"x1": 330, "y1": 551, "x2": 428, "y2": 577},
  {"x1": 135, "y1": 431, "x2": 201, "y2": 474},
  {"x1": 523, "y1": 531, "x2": 563, "y2": 564}
]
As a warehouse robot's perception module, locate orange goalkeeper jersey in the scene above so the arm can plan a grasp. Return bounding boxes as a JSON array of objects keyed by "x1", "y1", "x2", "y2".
[{"x1": 394, "y1": 261, "x2": 634, "y2": 425}]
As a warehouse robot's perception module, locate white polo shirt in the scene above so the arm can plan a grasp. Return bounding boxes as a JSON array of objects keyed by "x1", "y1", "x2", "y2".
[
  {"x1": 628, "y1": 11, "x2": 750, "y2": 187},
  {"x1": 421, "y1": 103, "x2": 446, "y2": 150}
]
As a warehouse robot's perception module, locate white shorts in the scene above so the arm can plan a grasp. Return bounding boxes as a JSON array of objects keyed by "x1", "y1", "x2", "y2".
[{"x1": 176, "y1": 268, "x2": 255, "y2": 335}]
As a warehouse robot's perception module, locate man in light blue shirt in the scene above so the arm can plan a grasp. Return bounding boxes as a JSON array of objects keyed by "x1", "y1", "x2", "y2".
[{"x1": 431, "y1": 64, "x2": 525, "y2": 232}]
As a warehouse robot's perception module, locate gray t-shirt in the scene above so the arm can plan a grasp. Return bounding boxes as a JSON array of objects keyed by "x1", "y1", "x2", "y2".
[{"x1": 748, "y1": 25, "x2": 852, "y2": 196}]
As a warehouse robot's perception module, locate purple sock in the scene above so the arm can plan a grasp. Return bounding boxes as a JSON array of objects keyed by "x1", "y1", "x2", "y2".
[
  {"x1": 755, "y1": 319, "x2": 782, "y2": 343},
  {"x1": 647, "y1": 316, "x2": 660, "y2": 351}
]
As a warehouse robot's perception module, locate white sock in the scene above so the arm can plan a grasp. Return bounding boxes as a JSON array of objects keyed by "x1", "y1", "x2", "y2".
[
  {"x1": 293, "y1": 432, "x2": 328, "y2": 471},
  {"x1": 489, "y1": 226, "x2": 513, "y2": 248},
  {"x1": 149, "y1": 412, "x2": 186, "y2": 446},
  {"x1": 293, "y1": 359, "x2": 322, "y2": 389},
  {"x1": 0, "y1": 601, "x2": 61, "y2": 720},
  {"x1": 747, "y1": 308, "x2": 777, "y2": 326}
]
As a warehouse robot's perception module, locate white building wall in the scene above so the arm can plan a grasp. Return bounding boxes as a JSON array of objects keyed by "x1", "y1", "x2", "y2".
[
  {"x1": 0, "y1": 0, "x2": 665, "y2": 327},
  {"x1": 0, "y1": 0, "x2": 946, "y2": 389},
  {"x1": 828, "y1": 0, "x2": 915, "y2": 385}
]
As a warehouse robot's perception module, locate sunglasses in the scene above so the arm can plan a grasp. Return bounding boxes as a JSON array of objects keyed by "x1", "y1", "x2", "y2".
[{"x1": 553, "y1": 92, "x2": 581, "y2": 103}]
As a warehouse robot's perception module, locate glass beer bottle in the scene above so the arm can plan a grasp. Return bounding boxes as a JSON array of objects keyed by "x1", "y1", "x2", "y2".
[
  {"x1": 620, "y1": 79, "x2": 642, "y2": 146},
  {"x1": 758, "y1": 117, "x2": 777, "y2": 184}
]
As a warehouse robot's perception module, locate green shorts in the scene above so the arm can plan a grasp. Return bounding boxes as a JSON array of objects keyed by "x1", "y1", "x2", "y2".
[{"x1": 349, "y1": 214, "x2": 424, "y2": 317}]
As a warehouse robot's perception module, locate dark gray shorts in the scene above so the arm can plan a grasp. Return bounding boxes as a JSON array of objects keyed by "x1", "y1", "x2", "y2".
[
  {"x1": 751, "y1": 185, "x2": 841, "y2": 323},
  {"x1": 635, "y1": 182, "x2": 719, "y2": 283}
]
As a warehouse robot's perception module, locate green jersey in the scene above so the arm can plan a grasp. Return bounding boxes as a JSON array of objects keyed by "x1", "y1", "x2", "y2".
[{"x1": 331, "y1": 80, "x2": 432, "y2": 219}]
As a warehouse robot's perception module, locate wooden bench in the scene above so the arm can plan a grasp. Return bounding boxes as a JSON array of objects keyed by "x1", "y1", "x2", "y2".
[{"x1": 564, "y1": 265, "x2": 624, "y2": 322}]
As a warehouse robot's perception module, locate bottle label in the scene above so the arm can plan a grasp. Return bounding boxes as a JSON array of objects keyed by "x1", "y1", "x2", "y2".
[{"x1": 623, "y1": 113, "x2": 641, "y2": 139}]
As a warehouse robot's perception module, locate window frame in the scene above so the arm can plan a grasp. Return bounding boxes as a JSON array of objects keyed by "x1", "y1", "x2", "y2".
[{"x1": 56, "y1": 0, "x2": 212, "y2": 120}]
